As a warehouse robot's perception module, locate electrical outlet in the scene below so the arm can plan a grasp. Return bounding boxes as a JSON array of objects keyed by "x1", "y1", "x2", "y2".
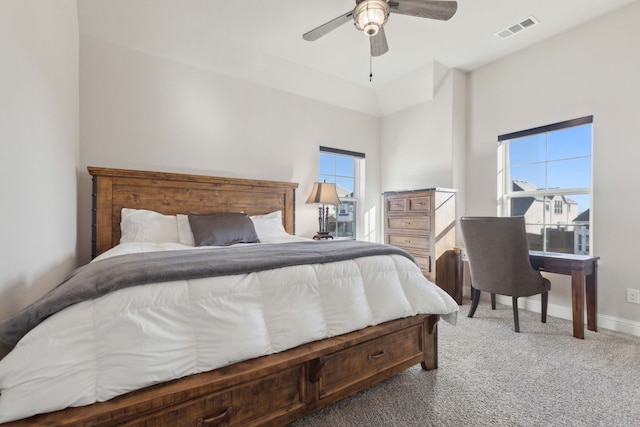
[{"x1": 627, "y1": 288, "x2": 640, "y2": 304}]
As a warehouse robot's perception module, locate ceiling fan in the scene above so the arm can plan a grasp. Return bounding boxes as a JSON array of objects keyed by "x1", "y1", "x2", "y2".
[{"x1": 303, "y1": 0, "x2": 458, "y2": 57}]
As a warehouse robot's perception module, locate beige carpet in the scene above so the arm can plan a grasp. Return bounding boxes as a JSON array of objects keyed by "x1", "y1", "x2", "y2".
[{"x1": 288, "y1": 302, "x2": 640, "y2": 426}]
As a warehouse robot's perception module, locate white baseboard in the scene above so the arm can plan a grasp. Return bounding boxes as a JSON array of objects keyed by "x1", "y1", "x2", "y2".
[{"x1": 492, "y1": 295, "x2": 640, "y2": 337}]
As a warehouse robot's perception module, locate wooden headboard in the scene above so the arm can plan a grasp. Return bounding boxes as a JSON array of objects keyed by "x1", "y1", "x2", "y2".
[{"x1": 88, "y1": 167, "x2": 298, "y2": 258}]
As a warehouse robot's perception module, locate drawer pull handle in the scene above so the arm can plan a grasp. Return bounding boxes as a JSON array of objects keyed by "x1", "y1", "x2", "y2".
[
  {"x1": 197, "y1": 407, "x2": 234, "y2": 426},
  {"x1": 404, "y1": 222, "x2": 412, "y2": 225},
  {"x1": 368, "y1": 350, "x2": 385, "y2": 360}
]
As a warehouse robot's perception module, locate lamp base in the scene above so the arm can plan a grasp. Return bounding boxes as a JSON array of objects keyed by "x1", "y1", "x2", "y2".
[{"x1": 312, "y1": 232, "x2": 334, "y2": 240}]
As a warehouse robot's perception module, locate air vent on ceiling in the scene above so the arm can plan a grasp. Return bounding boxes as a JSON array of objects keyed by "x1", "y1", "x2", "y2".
[{"x1": 495, "y1": 16, "x2": 539, "y2": 40}]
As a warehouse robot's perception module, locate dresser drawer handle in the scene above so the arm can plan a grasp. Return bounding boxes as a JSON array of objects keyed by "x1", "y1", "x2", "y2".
[
  {"x1": 404, "y1": 222, "x2": 412, "y2": 226},
  {"x1": 368, "y1": 350, "x2": 385, "y2": 360},
  {"x1": 197, "y1": 407, "x2": 234, "y2": 426}
]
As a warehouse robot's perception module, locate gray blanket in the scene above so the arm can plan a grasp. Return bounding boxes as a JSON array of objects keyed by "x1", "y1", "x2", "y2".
[{"x1": 0, "y1": 240, "x2": 414, "y2": 346}]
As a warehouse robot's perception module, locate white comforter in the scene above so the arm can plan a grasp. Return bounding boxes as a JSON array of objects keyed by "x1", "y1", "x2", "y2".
[{"x1": 0, "y1": 239, "x2": 458, "y2": 423}]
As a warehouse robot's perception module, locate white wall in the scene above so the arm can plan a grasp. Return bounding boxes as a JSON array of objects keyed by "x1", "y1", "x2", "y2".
[
  {"x1": 466, "y1": 2, "x2": 640, "y2": 333},
  {"x1": 380, "y1": 68, "x2": 465, "y2": 193},
  {"x1": 78, "y1": 36, "x2": 382, "y2": 265},
  {"x1": 0, "y1": 1, "x2": 79, "y2": 350}
]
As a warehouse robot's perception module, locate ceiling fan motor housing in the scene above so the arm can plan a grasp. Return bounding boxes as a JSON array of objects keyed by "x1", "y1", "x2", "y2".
[{"x1": 354, "y1": 0, "x2": 390, "y2": 37}]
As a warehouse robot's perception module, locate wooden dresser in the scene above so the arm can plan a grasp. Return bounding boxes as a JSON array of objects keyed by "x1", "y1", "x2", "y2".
[{"x1": 383, "y1": 188, "x2": 460, "y2": 303}]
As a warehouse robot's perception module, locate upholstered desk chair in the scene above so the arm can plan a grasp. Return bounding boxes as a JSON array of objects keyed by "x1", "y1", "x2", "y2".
[{"x1": 459, "y1": 216, "x2": 550, "y2": 332}]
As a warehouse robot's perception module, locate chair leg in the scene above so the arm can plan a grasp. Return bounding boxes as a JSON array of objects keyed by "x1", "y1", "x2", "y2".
[
  {"x1": 541, "y1": 291, "x2": 548, "y2": 323},
  {"x1": 512, "y1": 297, "x2": 520, "y2": 333},
  {"x1": 491, "y1": 293, "x2": 496, "y2": 310},
  {"x1": 467, "y1": 289, "x2": 481, "y2": 318}
]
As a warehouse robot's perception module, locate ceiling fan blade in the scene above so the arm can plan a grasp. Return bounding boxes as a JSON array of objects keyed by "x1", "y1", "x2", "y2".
[
  {"x1": 388, "y1": 0, "x2": 457, "y2": 21},
  {"x1": 303, "y1": 10, "x2": 353, "y2": 41},
  {"x1": 370, "y1": 27, "x2": 389, "y2": 57}
]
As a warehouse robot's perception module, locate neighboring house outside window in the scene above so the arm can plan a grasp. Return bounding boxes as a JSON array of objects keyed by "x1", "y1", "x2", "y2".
[
  {"x1": 318, "y1": 146, "x2": 364, "y2": 240},
  {"x1": 497, "y1": 116, "x2": 592, "y2": 255}
]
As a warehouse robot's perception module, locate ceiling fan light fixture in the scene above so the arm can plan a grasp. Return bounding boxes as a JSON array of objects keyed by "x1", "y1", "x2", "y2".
[
  {"x1": 363, "y1": 22, "x2": 379, "y2": 37},
  {"x1": 354, "y1": 0, "x2": 390, "y2": 37}
]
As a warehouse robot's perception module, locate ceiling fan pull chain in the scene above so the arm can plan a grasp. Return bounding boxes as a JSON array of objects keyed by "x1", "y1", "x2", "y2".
[{"x1": 369, "y1": 54, "x2": 373, "y2": 82}]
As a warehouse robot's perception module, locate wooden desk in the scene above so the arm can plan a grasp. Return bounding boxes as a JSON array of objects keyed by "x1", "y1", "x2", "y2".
[{"x1": 454, "y1": 247, "x2": 599, "y2": 339}]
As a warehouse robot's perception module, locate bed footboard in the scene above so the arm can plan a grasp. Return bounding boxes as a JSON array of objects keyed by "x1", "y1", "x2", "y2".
[{"x1": 6, "y1": 314, "x2": 439, "y2": 427}]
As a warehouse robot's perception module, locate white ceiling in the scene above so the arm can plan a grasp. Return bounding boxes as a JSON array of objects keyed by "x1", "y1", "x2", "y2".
[{"x1": 78, "y1": 0, "x2": 636, "y2": 116}]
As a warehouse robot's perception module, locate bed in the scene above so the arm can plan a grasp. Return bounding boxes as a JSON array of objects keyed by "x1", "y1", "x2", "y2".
[{"x1": 0, "y1": 167, "x2": 458, "y2": 426}]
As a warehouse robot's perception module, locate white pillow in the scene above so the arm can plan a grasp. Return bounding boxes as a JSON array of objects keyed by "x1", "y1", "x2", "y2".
[
  {"x1": 177, "y1": 214, "x2": 196, "y2": 246},
  {"x1": 120, "y1": 208, "x2": 180, "y2": 244},
  {"x1": 250, "y1": 210, "x2": 289, "y2": 239}
]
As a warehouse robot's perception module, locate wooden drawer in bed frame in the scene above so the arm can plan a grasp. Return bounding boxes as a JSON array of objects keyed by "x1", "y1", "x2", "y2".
[{"x1": 6, "y1": 314, "x2": 438, "y2": 426}]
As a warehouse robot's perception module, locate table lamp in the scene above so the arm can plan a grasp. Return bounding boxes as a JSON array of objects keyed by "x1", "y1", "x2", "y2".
[{"x1": 306, "y1": 181, "x2": 341, "y2": 239}]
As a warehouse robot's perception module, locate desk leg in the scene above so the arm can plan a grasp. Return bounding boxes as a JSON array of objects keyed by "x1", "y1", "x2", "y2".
[
  {"x1": 454, "y1": 250, "x2": 463, "y2": 302},
  {"x1": 586, "y1": 262, "x2": 598, "y2": 332},
  {"x1": 571, "y1": 270, "x2": 585, "y2": 339}
]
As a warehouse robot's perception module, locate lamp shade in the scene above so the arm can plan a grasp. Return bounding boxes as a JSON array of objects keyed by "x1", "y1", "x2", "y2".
[{"x1": 305, "y1": 182, "x2": 341, "y2": 205}]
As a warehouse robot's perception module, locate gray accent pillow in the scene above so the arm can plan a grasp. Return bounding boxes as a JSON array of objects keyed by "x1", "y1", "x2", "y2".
[{"x1": 187, "y1": 212, "x2": 260, "y2": 246}]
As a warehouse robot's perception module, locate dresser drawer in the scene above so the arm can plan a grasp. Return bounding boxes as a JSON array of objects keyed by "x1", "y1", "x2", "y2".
[
  {"x1": 386, "y1": 197, "x2": 407, "y2": 212},
  {"x1": 317, "y1": 324, "x2": 424, "y2": 400},
  {"x1": 121, "y1": 365, "x2": 305, "y2": 427},
  {"x1": 412, "y1": 253, "x2": 431, "y2": 274},
  {"x1": 408, "y1": 196, "x2": 430, "y2": 212},
  {"x1": 387, "y1": 216, "x2": 430, "y2": 232},
  {"x1": 388, "y1": 234, "x2": 430, "y2": 250},
  {"x1": 386, "y1": 196, "x2": 431, "y2": 213}
]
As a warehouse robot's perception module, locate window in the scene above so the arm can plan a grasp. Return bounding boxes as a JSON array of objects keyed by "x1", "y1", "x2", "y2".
[
  {"x1": 554, "y1": 200, "x2": 563, "y2": 214},
  {"x1": 497, "y1": 116, "x2": 592, "y2": 255},
  {"x1": 318, "y1": 146, "x2": 364, "y2": 240}
]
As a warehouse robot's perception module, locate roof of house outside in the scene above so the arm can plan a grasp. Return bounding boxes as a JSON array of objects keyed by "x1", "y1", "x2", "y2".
[
  {"x1": 513, "y1": 179, "x2": 539, "y2": 192},
  {"x1": 573, "y1": 208, "x2": 590, "y2": 223}
]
